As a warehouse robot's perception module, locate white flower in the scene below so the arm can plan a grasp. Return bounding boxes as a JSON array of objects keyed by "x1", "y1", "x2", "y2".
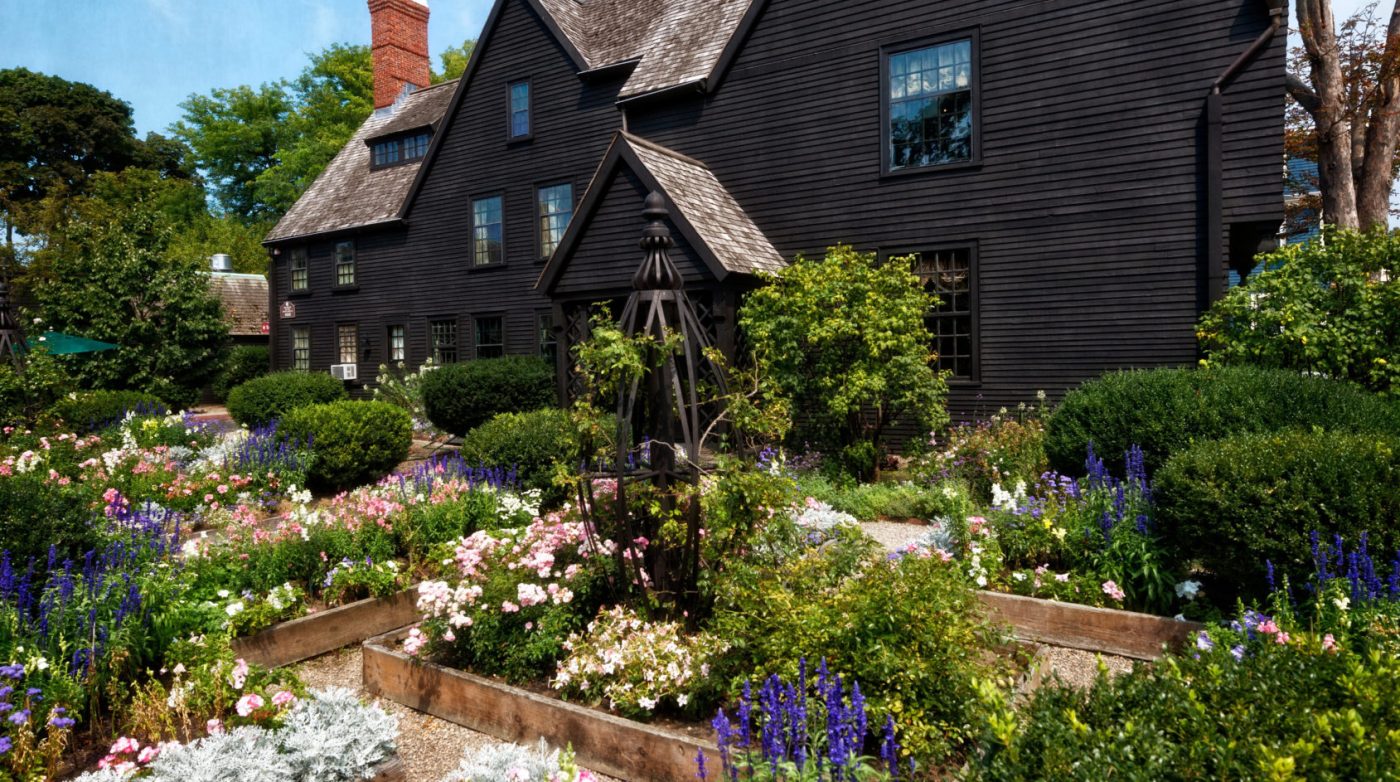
[
  {"x1": 676, "y1": 694, "x2": 689, "y2": 707},
  {"x1": 217, "y1": 590, "x2": 230, "y2": 599},
  {"x1": 1174, "y1": 580, "x2": 1202, "y2": 601},
  {"x1": 225, "y1": 601, "x2": 245, "y2": 617},
  {"x1": 637, "y1": 696, "x2": 657, "y2": 711},
  {"x1": 32, "y1": 656, "x2": 49, "y2": 672},
  {"x1": 1335, "y1": 596, "x2": 1351, "y2": 611}
]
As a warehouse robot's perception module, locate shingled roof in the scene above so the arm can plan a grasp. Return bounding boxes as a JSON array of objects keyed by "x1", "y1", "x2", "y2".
[
  {"x1": 264, "y1": 79, "x2": 457, "y2": 243},
  {"x1": 207, "y1": 272, "x2": 269, "y2": 337},
  {"x1": 533, "y1": 0, "x2": 760, "y2": 99},
  {"x1": 538, "y1": 132, "x2": 784, "y2": 292}
]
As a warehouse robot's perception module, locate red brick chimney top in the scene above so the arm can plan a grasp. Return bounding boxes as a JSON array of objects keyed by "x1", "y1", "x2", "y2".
[{"x1": 369, "y1": 0, "x2": 431, "y2": 110}]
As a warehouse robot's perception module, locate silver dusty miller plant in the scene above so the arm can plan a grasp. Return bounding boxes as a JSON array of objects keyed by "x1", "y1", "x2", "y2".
[
  {"x1": 279, "y1": 687, "x2": 399, "y2": 780},
  {"x1": 441, "y1": 738, "x2": 563, "y2": 782},
  {"x1": 146, "y1": 727, "x2": 295, "y2": 782}
]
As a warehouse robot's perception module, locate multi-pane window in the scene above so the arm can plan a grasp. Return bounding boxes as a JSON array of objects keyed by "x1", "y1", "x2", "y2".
[
  {"x1": 337, "y1": 325, "x2": 358, "y2": 365},
  {"x1": 537, "y1": 184, "x2": 573, "y2": 258},
  {"x1": 887, "y1": 39, "x2": 975, "y2": 170},
  {"x1": 430, "y1": 319, "x2": 458, "y2": 364},
  {"x1": 537, "y1": 312, "x2": 558, "y2": 366},
  {"x1": 911, "y1": 248, "x2": 976, "y2": 380},
  {"x1": 335, "y1": 241, "x2": 356, "y2": 286},
  {"x1": 289, "y1": 247, "x2": 309, "y2": 292},
  {"x1": 473, "y1": 196, "x2": 504, "y2": 266},
  {"x1": 371, "y1": 133, "x2": 430, "y2": 167},
  {"x1": 475, "y1": 316, "x2": 505, "y2": 359},
  {"x1": 292, "y1": 326, "x2": 311, "y2": 371},
  {"x1": 508, "y1": 81, "x2": 531, "y2": 138},
  {"x1": 388, "y1": 325, "x2": 406, "y2": 363}
]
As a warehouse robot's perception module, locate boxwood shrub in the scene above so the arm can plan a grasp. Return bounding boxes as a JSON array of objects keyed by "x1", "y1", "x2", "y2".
[
  {"x1": 1044, "y1": 366, "x2": 1400, "y2": 475},
  {"x1": 212, "y1": 345, "x2": 270, "y2": 401},
  {"x1": 1156, "y1": 430, "x2": 1400, "y2": 600},
  {"x1": 48, "y1": 389, "x2": 166, "y2": 431},
  {"x1": 0, "y1": 472, "x2": 100, "y2": 565},
  {"x1": 420, "y1": 356, "x2": 555, "y2": 437},
  {"x1": 226, "y1": 371, "x2": 347, "y2": 428},
  {"x1": 278, "y1": 400, "x2": 413, "y2": 491},
  {"x1": 459, "y1": 408, "x2": 575, "y2": 505}
]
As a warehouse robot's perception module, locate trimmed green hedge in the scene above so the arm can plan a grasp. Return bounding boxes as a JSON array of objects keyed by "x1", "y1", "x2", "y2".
[
  {"x1": 460, "y1": 408, "x2": 575, "y2": 505},
  {"x1": 1156, "y1": 430, "x2": 1400, "y2": 600},
  {"x1": 212, "y1": 345, "x2": 270, "y2": 401},
  {"x1": 226, "y1": 371, "x2": 347, "y2": 428},
  {"x1": 48, "y1": 390, "x2": 166, "y2": 431},
  {"x1": 278, "y1": 400, "x2": 413, "y2": 491},
  {"x1": 421, "y1": 356, "x2": 555, "y2": 437},
  {"x1": 1045, "y1": 366, "x2": 1400, "y2": 475}
]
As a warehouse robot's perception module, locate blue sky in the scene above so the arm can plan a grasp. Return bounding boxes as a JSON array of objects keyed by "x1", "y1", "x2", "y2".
[
  {"x1": 0, "y1": 0, "x2": 1382, "y2": 138},
  {"x1": 1, "y1": 0, "x2": 494, "y2": 137}
]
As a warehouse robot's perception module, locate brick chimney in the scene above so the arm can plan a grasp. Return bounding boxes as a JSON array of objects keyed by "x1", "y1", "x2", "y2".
[{"x1": 369, "y1": 0, "x2": 431, "y2": 111}]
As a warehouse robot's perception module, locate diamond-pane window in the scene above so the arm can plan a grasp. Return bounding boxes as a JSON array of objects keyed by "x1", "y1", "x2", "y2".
[{"x1": 911, "y1": 248, "x2": 976, "y2": 380}]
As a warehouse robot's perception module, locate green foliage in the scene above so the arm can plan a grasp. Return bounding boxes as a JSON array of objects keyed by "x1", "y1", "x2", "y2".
[
  {"x1": 0, "y1": 67, "x2": 193, "y2": 238},
  {"x1": 420, "y1": 356, "x2": 556, "y2": 437},
  {"x1": 921, "y1": 406, "x2": 1047, "y2": 503},
  {"x1": 23, "y1": 169, "x2": 229, "y2": 408},
  {"x1": 48, "y1": 389, "x2": 166, "y2": 430},
  {"x1": 0, "y1": 471, "x2": 100, "y2": 564},
  {"x1": 225, "y1": 370, "x2": 347, "y2": 428},
  {"x1": 0, "y1": 350, "x2": 71, "y2": 426},
  {"x1": 1156, "y1": 430, "x2": 1400, "y2": 602},
  {"x1": 166, "y1": 212, "x2": 273, "y2": 275},
  {"x1": 434, "y1": 40, "x2": 477, "y2": 83},
  {"x1": 712, "y1": 546, "x2": 1007, "y2": 762},
  {"x1": 460, "y1": 408, "x2": 575, "y2": 505},
  {"x1": 793, "y1": 473, "x2": 961, "y2": 523},
  {"x1": 967, "y1": 636, "x2": 1400, "y2": 781},
  {"x1": 372, "y1": 359, "x2": 438, "y2": 434},
  {"x1": 1044, "y1": 366, "x2": 1400, "y2": 476},
  {"x1": 739, "y1": 245, "x2": 948, "y2": 479},
  {"x1": 278, "y1": 400, "x2": 412, "y2": 491},
  {"x1": 212, "y1": 345, "x2": 270, "y2": 402},
  {"x1": 1199, "y1": 228, "x2": 1400, "y2": 396}
]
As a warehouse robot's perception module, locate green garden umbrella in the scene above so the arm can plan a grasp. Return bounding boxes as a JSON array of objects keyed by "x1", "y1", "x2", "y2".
[{"x1": 25, "y1": 331, "x2": 118, "y2": 354}]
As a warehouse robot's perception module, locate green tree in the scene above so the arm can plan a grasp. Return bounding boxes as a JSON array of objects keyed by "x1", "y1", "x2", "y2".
[
  {"x1": 1199, "y1": 228, "x2": 1400, "y2": 396},
  {"x1": 739, "y1": 245, "x2": 949, "y2": 478},
  {"x1": 0, "y1": 68, "x2": 192, "y2": 247},
  {"x1": 434, "y1": 39, "x2": 476, "y2": 83},
  {"x1": 26, "y1": 169, "x2": 229, "y2": 407},
  {"x1": 172, "y1": 82, "x2": 293, "y2": 224},
  {"x1": 167, "y1": 213, "x2": 272, "y2": 275}
]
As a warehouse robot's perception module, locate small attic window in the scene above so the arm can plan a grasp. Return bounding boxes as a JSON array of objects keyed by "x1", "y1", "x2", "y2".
[{"x1": 371, "y1": 132, "x2": 431, "y2": 169}]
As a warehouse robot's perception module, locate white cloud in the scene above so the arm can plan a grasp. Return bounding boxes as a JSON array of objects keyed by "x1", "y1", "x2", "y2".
[{"x1": 145, "y1": 0, "x2": 188, "y2": 32}]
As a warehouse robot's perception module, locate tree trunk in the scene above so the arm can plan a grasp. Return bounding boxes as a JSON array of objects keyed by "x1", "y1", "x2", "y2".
[
  {"x1": 1356, "y1": 5, "x2": 1400, "y2": 230},
  {"x1": 1297, "y1": 0, "x2": 1361, "y2": 228}
]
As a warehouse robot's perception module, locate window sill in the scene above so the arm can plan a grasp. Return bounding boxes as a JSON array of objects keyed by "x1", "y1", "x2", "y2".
[
  {"x1": 507, "y1": 134, "x2": 534, "y2": 145},
  {"x1": 946, "y1": 378, "x2": 982, "y2": 388},
  {"x1": 288, "y1": 289, "x2": 313, "y2": 298},
  {"x1": 466, "y1": 263, "x2": 509, "y2": 273},
  {"x1": 880, "y1": 159, "x2": 982, "y2": 180},
  {"x1": 331, "y1": 285, "x2": 360, "y2": 294}
]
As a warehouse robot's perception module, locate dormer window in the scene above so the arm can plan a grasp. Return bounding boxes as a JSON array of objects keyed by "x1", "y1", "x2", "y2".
[
  {"x1": 370, "y1": 132, "x2": 431, "y2": 169},
  {"x1": 509, "y1": 81, "x2": 531, "y2": 140}
]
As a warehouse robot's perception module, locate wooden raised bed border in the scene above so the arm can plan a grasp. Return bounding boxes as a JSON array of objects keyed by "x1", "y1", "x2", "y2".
[
  {"x1": 977, "y1": 591, "x2": 1204, "y2": 660},
  {"x1": 362, "y1": 630, "x2": 714, "y2": 782},
  {"x1": 231, "y1": 587, "x2": 419, "y2": 669}
]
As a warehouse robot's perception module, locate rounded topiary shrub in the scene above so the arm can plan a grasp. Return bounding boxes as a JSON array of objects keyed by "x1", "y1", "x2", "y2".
[
  {"x1": 226, "y1": 371, "x2": 348, "y2": 428},
  {"x1": 1156, "y1": 430, "x2": 1400, "y2": 601},
  {"x1": 48, "y1": 390, "x2": 166, "y2": 431},
  {"x1": 460, "y1": 408, "x2": 575, "y2": 504},
  {"x1": 420, "y1": 356, "x2": 556, "y2": 437},
  {"x1": 277, "y1": 400, "x2": 413, "y2": 491},
  {"x1": 212, "y1": 345, "x2": 271, "y2": 401},
  {"x1": 1044, "y1": 366, "x2": 1400, "y2": 475}
]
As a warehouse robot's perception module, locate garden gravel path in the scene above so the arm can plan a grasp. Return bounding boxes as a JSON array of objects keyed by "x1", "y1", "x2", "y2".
[
  {"x1": 860, "y1": 521, "x2": 1137, "y2": 690},
  {"x1": 294, "y1": 647, "x2": 619, "y2": 782}
]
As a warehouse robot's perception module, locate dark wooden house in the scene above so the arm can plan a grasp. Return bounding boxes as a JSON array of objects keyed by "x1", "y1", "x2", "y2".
[{"x1": 265, "y1": 0, "x2": 1286, "y2": 421}]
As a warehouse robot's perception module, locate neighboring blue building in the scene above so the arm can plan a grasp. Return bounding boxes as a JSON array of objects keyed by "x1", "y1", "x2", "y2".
[{"x1": 1229, "y1": 157, "x2": 1319, "y2": 288}]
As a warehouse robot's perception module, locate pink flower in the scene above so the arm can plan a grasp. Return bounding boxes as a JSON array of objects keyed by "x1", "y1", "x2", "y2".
[
  {"x1": 137, "y1": 745, "x2": 160, "y2": 764},
  {"x1": 235, "y1": 693, "x2": 265, "y2": 717},
  {"x1": 206, "y1": 718, "x2": 224, "y2": 735},
  {"x1": 1322, "y1": 633, "x2": 1339, "y2": 652},
  {"x1": 109, "y1": 736, "x2": 140, "y2": 755},
  {"x1": 271, "y1": 690, "x2": 296, "y2": 708},
  {"x1": 1256, "y1": 619, "x2": 1280, "y2": 635},
  {"x1": 1101, "y1": 580, "x2": 1125, "y2": 602},
  {"x1": 1275, "y1": 631, "x2": 1291, "y2": 645},
  {"x1": 217, "y1": 484, "x2": 229, "y2": 494},
  {"x1": 501, "y1": 601, "x2": 520, "y2": 613},
  {"x1": 229, "y1": 658, "x2": 249, "y2": 690},
  {"x1": 402, "y1": 628, "x2": 426, "y2": 657}
]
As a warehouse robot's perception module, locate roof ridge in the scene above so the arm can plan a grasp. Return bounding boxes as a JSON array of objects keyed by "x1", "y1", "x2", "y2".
[{"x1": 618, "y1": 131, "x2": 711, "y2": 170}]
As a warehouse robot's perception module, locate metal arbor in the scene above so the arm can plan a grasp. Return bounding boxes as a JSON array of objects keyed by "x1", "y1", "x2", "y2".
[
  {"x1": 0, "y1": 278, "x2": 23, "y2": 370},
  {"x1": 603, "y1": 191, "x2": 727, "y2": 615}
]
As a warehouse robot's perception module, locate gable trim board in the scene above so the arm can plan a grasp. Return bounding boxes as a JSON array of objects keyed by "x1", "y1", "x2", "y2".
[{"x1": 536, "y1": 132, "x2": 785, "y2": 294}]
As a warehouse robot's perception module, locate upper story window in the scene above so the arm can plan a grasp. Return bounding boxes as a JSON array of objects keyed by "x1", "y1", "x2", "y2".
[
  {"x1": 885, "y1": 37, "x2": 976, "y2": 172},
  {"x1": 910, "y1": 247, "x2": 977, "y2": 381},
  {"x1": 537, "y1": 183, "x2": 573, "y2": 258},
  {"x1": 508, "y1": 81, "x2": 531, "y2": 139},
  {"x1": 371, "y1": 132, "x2": 430, "y2": 168},
  {"x1": 473, "y1": 196, "x2": 504, "y2": 266},
  {"x1": 289, "y1": 247, "x2": 309, "y2": 292},
  {"x1": 334, "y1": 241, "x2": 356, "y2": 287}
]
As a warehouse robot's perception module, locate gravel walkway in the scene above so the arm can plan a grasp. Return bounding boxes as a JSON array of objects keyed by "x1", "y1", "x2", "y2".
[{"x1": 294, "y1": 648, "x2": 618, "y2": 782}]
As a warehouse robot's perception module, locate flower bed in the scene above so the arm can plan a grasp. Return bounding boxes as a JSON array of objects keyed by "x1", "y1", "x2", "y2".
[{"x1": 230, "y1": 587, "x2": 419, "y2": 669}]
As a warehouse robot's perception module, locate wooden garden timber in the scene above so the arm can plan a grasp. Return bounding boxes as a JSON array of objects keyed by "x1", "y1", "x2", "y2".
[{"x1": 230, "y1": 588, "x2": 419, "y2": 669}]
